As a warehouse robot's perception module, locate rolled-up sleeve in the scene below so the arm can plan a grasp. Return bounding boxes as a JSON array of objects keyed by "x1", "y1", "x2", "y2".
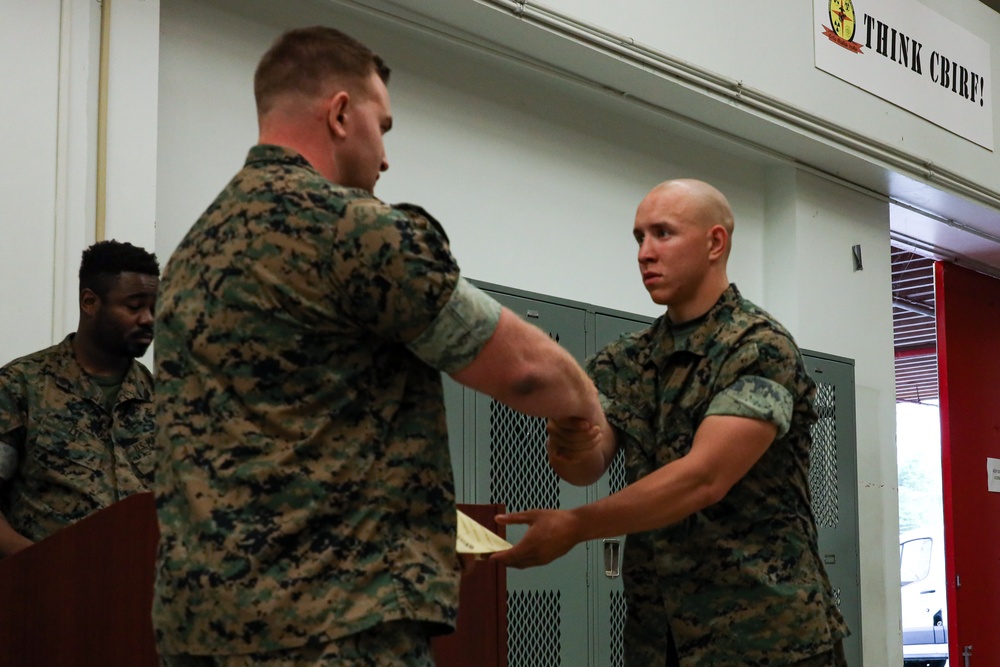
[
  {"x1": 705, "y1": 375, "x2": 794, "y2": 438},
  {"x1": 406, "y1": 278, "x2": 502, "y2": 374}
]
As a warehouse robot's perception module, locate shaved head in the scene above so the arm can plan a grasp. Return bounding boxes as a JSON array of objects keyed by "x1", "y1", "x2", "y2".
[
  {"x1": 647, "y1": 179, "x2": 734, "y2": 251},
  {"x1": 634, "y1": 178, "x2": 735, "y2": 320}
]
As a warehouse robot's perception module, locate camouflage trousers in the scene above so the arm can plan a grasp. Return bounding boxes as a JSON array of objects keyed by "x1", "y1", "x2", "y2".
[
  {"x1": 623, "y1": 611, "x2": 847, "y2": 667},
  {"x1": 790, "y1": 640, "x2": 848, "y2": 667},
  {"x1": 625, "y1": 639, "x2": 846, "y2": 667},
  {"x1": 159, "y1": 620, "x2": 434, "y2": 667}
]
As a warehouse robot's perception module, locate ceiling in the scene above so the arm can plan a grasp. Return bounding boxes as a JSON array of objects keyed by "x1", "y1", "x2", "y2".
[{"x1": 892, "y1": 246, "x2": 937, "y2": 403}]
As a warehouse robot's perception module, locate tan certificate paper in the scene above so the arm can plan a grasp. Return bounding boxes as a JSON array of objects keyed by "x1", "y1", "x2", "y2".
[{"x1": 456, "y1": 509, "x2": 512, "y2": 554}]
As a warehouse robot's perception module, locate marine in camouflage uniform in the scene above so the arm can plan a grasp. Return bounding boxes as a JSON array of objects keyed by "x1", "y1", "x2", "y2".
[
  {"x1": 494, "y1": 179, "x2": 847, "y2": 666},
  {"x1": 0, "y1": 334, "x2": 156, "y2": 543},
  {"x1": 588, "y1": 284, "x2": 848, "y2": 666},
  {"x1": 155, "y1": 27, "x2": 604, "y2": 665},
  {"x1": 152, "y1": 144, "x2": 501, "y2": 658}
]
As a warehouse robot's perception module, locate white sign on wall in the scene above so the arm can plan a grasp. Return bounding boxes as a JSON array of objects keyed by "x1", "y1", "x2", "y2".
[
  {"x1": 814, "y1": 0, "x2": 993, "y2": 150},
  {"x1": 988, "y1": 457, "x2": 1000, "y2": 493}
]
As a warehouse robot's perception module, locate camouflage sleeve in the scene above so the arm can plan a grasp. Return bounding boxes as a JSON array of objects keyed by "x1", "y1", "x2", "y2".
[
  {"x1": 586, "y1": 348, "x2": 622, "y2": 424},
  {"x1": 407, "y1": 278, "x2": 501, "y2": 373},
  {"x1": 0, "y1": 367, "x2": 26, "y2": 454},
  {"x1": 705, "y1": 375, "x2": 794, "y2": 437},
  {"x1": 332, "y1": 200, "x2": 461, "y2": 343},
  {"x1": 586, "y1": 340, "x2": 651, "y2": 443},
  {"x1": 707, "y1": 328, "x2": 806, "y2": 437}
]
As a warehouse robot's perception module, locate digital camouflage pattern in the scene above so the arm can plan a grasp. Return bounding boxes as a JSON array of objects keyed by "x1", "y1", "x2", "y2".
[
  {"x1": 0, "y1": 334, "x2": 156, "y2": 541},
  {"x1": 588, "y1": 284, "x2": 848, "y2": 667},
  {"x1": 161, "y1": 620, "x2": 433, "y2": 667},
  {"x1": 153, "y1": 145, "x2": 500, "y2": 656}
]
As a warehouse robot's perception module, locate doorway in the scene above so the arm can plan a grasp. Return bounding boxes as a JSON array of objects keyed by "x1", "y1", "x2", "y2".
[{"x1": 891, "y1": 244, "x2": 946, "y2": 667}]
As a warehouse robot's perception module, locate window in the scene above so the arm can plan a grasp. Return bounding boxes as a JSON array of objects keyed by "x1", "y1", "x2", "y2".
[{"x1": 900, "y1": 537, "x2": 933, "y2": 586}]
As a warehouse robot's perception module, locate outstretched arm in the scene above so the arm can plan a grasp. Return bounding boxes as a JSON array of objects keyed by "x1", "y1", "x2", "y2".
[
  {"x1": 492, "y1": 414, "x2": 777, "y2": 568},
  {"x1": 450, "y1": 307, "x2": 604, "y2": 426}
]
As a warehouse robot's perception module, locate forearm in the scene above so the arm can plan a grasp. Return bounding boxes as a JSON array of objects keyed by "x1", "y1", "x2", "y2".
[
  {"x1": 497, "y1": 332, "x2": 601, "y2": 423},
  {"x1": 567, "y1": 415, "x2": 777, "y2": 541},
  {"x1": 451, "y1": 308, "x2": 603, "y2": 424},
  {"x1": 494, "y1": 417, "x2": 778, "y2": 569},
  {"x1": 568, "y1": 455, "x2": 718, "y2": 541},
  {"x1": 491, "y1": 460, "x2": 715, "y2": 570}
]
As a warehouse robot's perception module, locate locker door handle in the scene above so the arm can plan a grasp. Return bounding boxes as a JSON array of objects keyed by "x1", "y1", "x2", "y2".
[{"x1": 604, "y1": 539, "x2": 621, "y2": 578}]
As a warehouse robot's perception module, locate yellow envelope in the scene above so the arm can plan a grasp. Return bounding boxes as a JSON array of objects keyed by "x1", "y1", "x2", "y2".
[{"x1": 456, "y1": 509, "x2": 513, "y2": 554}]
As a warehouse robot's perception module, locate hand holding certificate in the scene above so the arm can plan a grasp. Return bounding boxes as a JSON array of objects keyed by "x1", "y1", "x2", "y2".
[{"x1": 456, "y1": 509, "x2": 512, "y2": 554}]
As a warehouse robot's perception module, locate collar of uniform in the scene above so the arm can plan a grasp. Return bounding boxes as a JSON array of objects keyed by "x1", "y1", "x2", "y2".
[
  {"x1": 117, "y1": 362, "x2": 152, "y2": 404},
  {"x1": 51, "y1": 334, "x2": 104, "y2": 406},
  {"x1": 245, "y1": 144, "x2": 314, "y2": 171},
  {"x1": 649, "y1": 284, "x2": 742, "y2": 367},
  {"x1": 52, "y1": 334, "x2": 151, "y2": 407}
]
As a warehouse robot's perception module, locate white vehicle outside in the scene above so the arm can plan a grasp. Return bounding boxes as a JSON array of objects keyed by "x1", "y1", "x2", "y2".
[{"x1": 900, "y1": 525, "x2": 949, "y2": 667}]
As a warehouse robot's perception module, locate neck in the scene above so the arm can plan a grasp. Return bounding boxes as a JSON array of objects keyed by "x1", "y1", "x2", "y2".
[
  {"x1": 259, "y1": 112, "x2": 338, "y2": 183},
  {"x1": 667, "y1": 273, "x2": 730, "y2": 324},
  {"x1": 71, "y1": 332, "x2": 129, "y2": 378}
]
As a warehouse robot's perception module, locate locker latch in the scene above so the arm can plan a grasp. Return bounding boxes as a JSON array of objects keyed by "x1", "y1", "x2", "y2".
[{"x1": 604, "y1": 539, "x2": 621, "y2": 578}]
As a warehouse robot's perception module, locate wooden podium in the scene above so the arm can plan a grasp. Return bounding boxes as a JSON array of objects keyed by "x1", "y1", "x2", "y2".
[
  {"x1": 431, "y1": 504, "x2": 508, "y2": 667},
  {"x1": 0, "y1": 492, "x2": 160, "y2": 666},
  {"x1": 0, "y1": 494, "x2": 506, "y2": 667}
]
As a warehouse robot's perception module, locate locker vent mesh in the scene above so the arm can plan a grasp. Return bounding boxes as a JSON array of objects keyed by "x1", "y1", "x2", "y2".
[
  {"x1": 609, "y1": 447, "x2": 626, "y2": 495},
  {"x1": 808, "y1": 382, "x2": 839, "y2": 529},
  {"x1": 489, "y1": 400, "x2": 559, "y2": 512},
  {"x1": 610, "y1": 591, "x2": 627, "y2": 667},
  {"x1": 508, "y1": 590, "x2": 561, "y2": 667}
]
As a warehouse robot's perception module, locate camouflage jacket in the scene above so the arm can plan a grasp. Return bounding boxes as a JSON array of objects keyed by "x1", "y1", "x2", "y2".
[
  {"x1": 153, "y1": 145, "x2": 500, "y2": 655},
  {"x1": 588, "y1": 285, "x2": 848, "y2": 666},
  {"x1": 0, "y1": 334, "x2": 156, "y2": 542}
]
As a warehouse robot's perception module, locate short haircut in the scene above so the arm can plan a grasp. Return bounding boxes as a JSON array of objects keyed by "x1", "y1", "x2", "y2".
[
  {"x1": 254, "y1": 26, "x2": 391, "y2": 117},
  {"x1": 79, "y1": 240, "x2": 160, "y2": 298}
]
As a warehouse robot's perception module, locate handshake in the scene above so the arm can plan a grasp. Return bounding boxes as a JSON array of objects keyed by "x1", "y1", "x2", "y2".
[{"x1": 544, "y1": 416, "x2": 613, "y2": 488}]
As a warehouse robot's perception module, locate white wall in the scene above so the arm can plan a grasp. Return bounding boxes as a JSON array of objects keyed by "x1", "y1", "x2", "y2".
[
  {"x1": 765, "y1": 168, "x2": 900, "y2": 665},
  {"x1": 0, "y1": 0, "x2": 63, "y2": 360},
  {"x1": 501, "y1": 0, "x2": 1000, "y2": 197},
  {"x1": 104, "y1": 0, "x2": 160, "y2": 252},
  {"x1": 157, "y1": 0, "x2": 774, "y2": 318},
  {"x1": 0, "y1": 0, "x2": 159, "y2": 364},
  {"x1": 154, "y1": 0, "x2": 265, "y2": 260}
]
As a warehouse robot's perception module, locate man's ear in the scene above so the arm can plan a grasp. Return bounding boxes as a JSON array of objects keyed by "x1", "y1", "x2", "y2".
[
  {"x1": 80, "y1": 288, "x2": 101, "y2": 317},
  {"x1": 707, "y1": 225, "x2": 728, "y2": 260},
  {"x1": 327, "y1": 91, "x2": 350, "y2": 139}
]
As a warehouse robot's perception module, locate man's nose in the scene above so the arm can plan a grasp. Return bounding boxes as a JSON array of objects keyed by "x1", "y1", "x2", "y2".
[{"x1": 637, "y1": 238, "x2": 654, "y2": 262}]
